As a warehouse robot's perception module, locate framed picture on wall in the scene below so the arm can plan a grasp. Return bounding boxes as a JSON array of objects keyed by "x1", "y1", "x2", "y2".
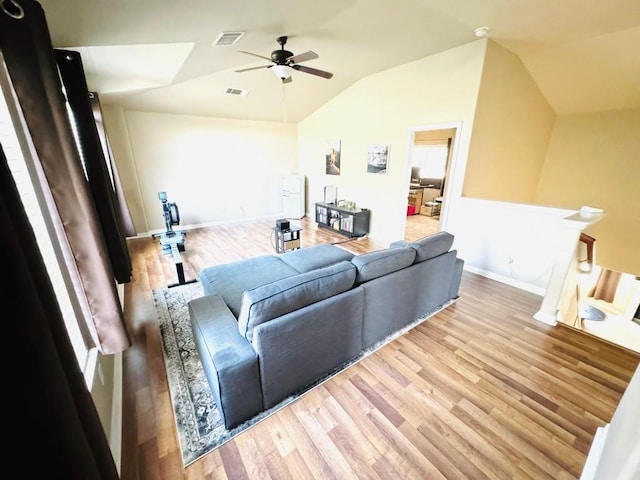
[
  {"x1": 326, "y1": 140, "x2": 341, "y2": 175},
  {"x1": 367, "y1": 145, "x2": 389, "y2": 174}
]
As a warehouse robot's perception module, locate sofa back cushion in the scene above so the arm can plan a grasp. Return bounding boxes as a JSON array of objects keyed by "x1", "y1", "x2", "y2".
[
  {"x1": 279, "y1": 244, "x2": 355, "y2": 273},
  {"x1": 351, "y1": 247, "x2": 416, "y2": 284},
  {"x1": 409, "y1": 231, "x2": 454, "y2": 263},
  {"x1": 238, "y1": 261, "x2": 356, "y2": 342}
]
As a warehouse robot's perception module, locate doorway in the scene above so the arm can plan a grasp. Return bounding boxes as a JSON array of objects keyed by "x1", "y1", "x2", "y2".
[{"x1": 403, "y1": 124, "x2": 459, "y2": 241}]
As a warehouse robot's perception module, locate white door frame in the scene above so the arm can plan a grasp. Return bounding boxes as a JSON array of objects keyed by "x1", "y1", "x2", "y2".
[{"x1": 405, "y1": 121, "x2": 464, "y2": 233}]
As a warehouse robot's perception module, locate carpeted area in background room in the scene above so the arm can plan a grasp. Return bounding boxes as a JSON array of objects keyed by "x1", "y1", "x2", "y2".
[{"x1": 153, "y1": 282, "x2": 456, "y2": 466}]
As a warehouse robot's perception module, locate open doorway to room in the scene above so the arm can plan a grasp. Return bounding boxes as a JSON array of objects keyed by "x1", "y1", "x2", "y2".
[{"x1": 404, "y1": 125, "x2": 458, "y2": 241}]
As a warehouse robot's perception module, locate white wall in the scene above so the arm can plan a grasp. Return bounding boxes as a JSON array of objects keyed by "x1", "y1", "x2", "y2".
[
  {"x1": 103, "y1": 109, "x2": 298, "y2": 234},
  {"x1": 298, "y1": 40, "x2": 487, "y2": 245},
  {"x1": 581, "y1": 363, "x2": 640, "y2": 480}
]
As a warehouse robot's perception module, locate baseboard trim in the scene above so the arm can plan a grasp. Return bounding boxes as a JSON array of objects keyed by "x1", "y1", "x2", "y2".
[
  {"x1": 533, "y1": 310, "x2": 559, "y2": 326},
  {"x1": 463, "y1": 264, "x2": 545, "y2": 296}
]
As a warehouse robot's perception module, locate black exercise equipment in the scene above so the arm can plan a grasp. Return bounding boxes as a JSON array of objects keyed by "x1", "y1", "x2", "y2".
[
  {"x1": 152, "y1": 192, "x2": 196, "y2": 287},
  {"x1": 153, "y1": 191, "x2": 185, "y2": 253}
]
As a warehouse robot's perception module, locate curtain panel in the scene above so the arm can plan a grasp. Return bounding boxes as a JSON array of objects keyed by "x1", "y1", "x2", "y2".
[
  {"x1": 1, "y1": 144, "x2": 119, "y2": 478},
  {"x1": 90, "y1": 91, "x2": 137, "y2": 238},
  {"x1": 0, "y1": 0, "x2": 131, "y2": 354},
  {"x1": 55, "y1": 48, "x2": 133, "y2": 283}
]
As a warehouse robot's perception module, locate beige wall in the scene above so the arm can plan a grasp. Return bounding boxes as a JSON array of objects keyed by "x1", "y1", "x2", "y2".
[
  {"x1": 535, "y1": 108, "x2": 640, "y2": 276},
  {"x1": 464, "y1": 41, "x2": 555, "y2": 203},
  {"x1": 102, "y1": 109, "x2": 298, "y2": 233},
  {"x1": 102, "y1": 105, "x2": 147, "y2": 233},
  {"x1": 298, "y1": 40, "x2": 486, "y2": 244}
]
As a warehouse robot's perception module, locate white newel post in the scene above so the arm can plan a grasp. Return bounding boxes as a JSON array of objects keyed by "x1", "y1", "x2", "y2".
[{"x1": 533, "y1": 210, "x2": 605, "y2": 326}]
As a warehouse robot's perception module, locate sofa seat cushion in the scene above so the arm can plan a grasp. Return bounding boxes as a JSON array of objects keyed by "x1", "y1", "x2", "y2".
[
  {"x1": 279, "y1": 244, "x2": 355, "y2": 273},
  {"x1": 238, "y1": 260, "x2": 356, "y2": 342},
  {"x1": 199, "y1": 255, "x2": 299, "y2": 317},
  {"x1": 351, "y1": 246, "x2": 416, "y2": 284},
  {"x1": 408, "y1": 231, "x2": 454, "y2": 263}
]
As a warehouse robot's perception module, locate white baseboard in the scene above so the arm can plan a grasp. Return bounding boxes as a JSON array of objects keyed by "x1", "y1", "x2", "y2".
[
  {"x1": 533, "y1": 310, "x2": 559, "y2": 326},
  {"x1": 464, "y1": 264, "x2": 545, "y2": 296}
]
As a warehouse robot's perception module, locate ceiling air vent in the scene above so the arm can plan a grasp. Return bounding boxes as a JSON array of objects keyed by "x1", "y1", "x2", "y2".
[
  {"x1": 213, "y1": 31, "x2": 245, "y2": 46},
  {"x1": 225, "y1": 88, "x2": 248, "y2": 96}
]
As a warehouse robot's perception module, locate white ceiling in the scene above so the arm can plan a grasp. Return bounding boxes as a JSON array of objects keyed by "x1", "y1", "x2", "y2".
[{"x1": 38, "y1": 0, "x2": 640, "y2": 123}]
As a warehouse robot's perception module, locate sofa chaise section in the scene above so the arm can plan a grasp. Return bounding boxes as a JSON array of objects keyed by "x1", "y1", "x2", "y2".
[{"x1": 199, "y1": 243, "x2": 354, "y2": 316}]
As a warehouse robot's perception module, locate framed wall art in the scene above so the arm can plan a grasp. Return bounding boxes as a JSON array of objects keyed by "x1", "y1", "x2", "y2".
[
  {"x1": 326, "y1": 140, "x2": 341, "y2": 175},
  {"x1": 367, "y1": 144, "x2": 389, "y2": 174}
]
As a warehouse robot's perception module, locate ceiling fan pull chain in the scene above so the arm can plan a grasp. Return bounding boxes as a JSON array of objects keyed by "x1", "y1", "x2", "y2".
[
  {"x1": 282, "y1": 82, "x2": 287, "y2": 123},
  {"x1": 1, "y1": 0, "x2": 25, "y2": 19}
]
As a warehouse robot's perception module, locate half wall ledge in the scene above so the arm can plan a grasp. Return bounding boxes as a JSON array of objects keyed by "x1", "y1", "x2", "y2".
[{"x1": 533, "y1": 208, "x2": 606, "y2": 326}]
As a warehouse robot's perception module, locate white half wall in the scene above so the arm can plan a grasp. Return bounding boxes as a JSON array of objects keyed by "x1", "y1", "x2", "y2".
[{"x1": 444, "y1": 197, "x2": 575, "y2": 295}]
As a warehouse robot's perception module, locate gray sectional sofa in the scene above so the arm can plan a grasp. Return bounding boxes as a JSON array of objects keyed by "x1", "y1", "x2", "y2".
[{"x1": 188, "y1": 232, "x2": 464, "y2": 429}]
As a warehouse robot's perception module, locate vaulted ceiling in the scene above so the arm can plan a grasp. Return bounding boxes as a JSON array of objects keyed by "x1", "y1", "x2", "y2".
[{"x1": 38, "y1": 0, "x2": 640, "y2": 123}]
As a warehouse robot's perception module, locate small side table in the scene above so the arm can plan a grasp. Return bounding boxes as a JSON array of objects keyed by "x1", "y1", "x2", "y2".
[{"x1": 275, "y1": 226, "x2": 302, "y2": 253}]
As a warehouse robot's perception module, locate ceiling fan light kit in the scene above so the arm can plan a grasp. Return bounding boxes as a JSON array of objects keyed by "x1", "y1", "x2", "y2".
[
  {"x1": 271, "y1": 64, "x2": 293, "y2": 80},
  {"x1": 236, "y1": 35, "x2": 333, "y2": 83}
]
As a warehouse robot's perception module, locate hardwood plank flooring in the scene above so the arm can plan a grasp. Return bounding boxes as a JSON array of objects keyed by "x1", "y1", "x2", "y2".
[{"x1": 120, "y1": 217, "x2": 639, "y2": 479}]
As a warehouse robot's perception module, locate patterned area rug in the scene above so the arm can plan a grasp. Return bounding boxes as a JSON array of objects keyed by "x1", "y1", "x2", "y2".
[{"x1": 153, "y1": 281, "x2": 456, "y2": 466}]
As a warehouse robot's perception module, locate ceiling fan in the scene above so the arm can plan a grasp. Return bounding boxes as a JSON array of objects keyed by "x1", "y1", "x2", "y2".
[{"x1": 235, "y1": 36, "x2": 333, "y2": 83}]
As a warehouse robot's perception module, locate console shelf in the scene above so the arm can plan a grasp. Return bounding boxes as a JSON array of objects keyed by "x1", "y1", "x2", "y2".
[{"x1": 315, "y1": 202, "x2": 370, "y2": 237}]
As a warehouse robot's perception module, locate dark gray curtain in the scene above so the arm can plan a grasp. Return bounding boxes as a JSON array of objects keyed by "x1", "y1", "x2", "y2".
[
  {"x1": 90, "y1": 91, "x2": 137, "y2": 237},
  {"x1": 1, "y1": 145, "x2": 119, "y2": 478},
  {"x1": 0, "y1": 0, "x2": 131, "y2": 353},
  {"x1": 55, "y1": 48, "x2": 132, "y2": 282}
]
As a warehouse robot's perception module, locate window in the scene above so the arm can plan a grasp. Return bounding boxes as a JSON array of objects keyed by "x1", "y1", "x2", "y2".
[
  {"x1": 411, "y1": 144, "x2": 449, "y2": 178},
  {"x1": 1, "y1": 82, "x2": 91, "y2": 372}
]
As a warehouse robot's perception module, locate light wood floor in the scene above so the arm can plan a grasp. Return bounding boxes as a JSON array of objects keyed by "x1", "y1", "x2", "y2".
[
  {"x1": 120, "y1": 217, "x2": 639, "y2": 480},
  {"x1": 405, "y1": 213, "x2": 440, "y2": 241}
]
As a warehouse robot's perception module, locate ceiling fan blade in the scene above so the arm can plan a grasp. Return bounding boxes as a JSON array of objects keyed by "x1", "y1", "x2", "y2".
[
  {"x1": 235, "y1": 64, "x2": 272, "y2": 73},
  {"x1": 238, "y1": 50, "x2": 272, "y2": 62},
  {"x1": 287, "y1": 50, "x2": 319, "y2": 64},
  {"x1": 291, "y1": 64, "x2": 333, "y2": 79}
]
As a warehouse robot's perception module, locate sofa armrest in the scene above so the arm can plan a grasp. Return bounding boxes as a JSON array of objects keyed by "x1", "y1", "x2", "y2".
[
  {"x1": 188, "y1": 294, "x2": 262, "y2": 429},
  {"x1": 450, "y1": 256, "x2": 465, "y2": 299}
]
